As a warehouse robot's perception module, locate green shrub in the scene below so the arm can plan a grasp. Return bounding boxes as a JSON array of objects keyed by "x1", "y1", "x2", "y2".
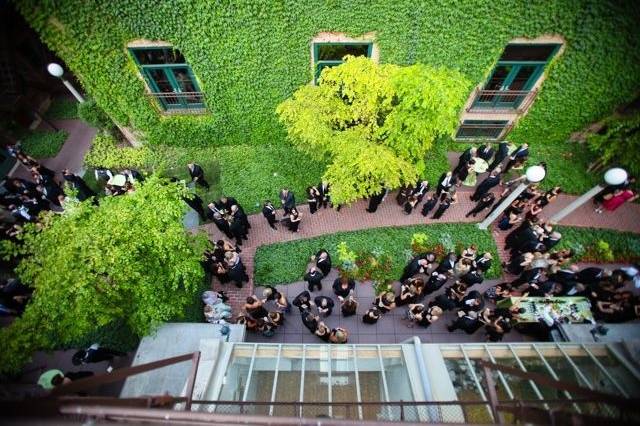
[
  {"x1": 555, "y1": 227, "x2": 640, "y2": 263},
  {"x1": 45, "y1": 98, "x2": 78, "y2": 120},
  {"x1": 20, "y1": 130, "x2": 68, "y2": 159},
  {"x1": 78, "y1": 99, "x2": 114, "y2": 130},
  {"x1": 254, "y1": 224, "x2": 501, "y2": 285},
  {"x1": 587, "y1": 112, "x2": 640, "y2": 178},
  {"x1": 85, "y1": 133, "x2": 152, "y2": 169}
]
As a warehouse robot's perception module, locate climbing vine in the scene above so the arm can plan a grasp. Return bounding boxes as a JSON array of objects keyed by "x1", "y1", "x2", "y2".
[{"x1": 15, "y1": 0, "x2": 640, "y2": 159}]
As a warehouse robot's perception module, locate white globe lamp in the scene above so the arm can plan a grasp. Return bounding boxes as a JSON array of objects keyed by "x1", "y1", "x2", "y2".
[
  {"x1": 47, "y1": 63, "x2": 64, "y2": 78},
  {"x1": 603, "y1": 168, "x2": 627, "y2": 186},
  {"x1": 46, "y1": 62, "x2": 85, "y2": 102},
  {"x1": 525, "y1": 165, "x2": 546, "y2": 183}
]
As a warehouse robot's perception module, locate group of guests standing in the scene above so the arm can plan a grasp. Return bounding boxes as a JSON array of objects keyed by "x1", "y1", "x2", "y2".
[{"x1": 1, "y1": 142, "x2": 99, "y2": 241}]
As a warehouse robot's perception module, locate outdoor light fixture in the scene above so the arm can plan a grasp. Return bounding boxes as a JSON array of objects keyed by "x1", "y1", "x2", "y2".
[
  {"x1": 550, "y1": 167, "x2": 628, "y2": 223},
  {"x1": 477, "y1": 164, "x2": 547, "y2": 230},
  {"x1": 47, "y1": 62, "x2": 85, "y2": 103}
]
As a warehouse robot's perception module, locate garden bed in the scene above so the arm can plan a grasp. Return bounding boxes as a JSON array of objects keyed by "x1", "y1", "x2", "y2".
[
  {"x1": 20, "y1": 130, "x2": 68, "y2": 159},
  {"x1": 254, "y1": 223, "x2": 502, "y2": 286},
  {"x1": 555, "y1": 226, "x2": 640, "y2": 264}
]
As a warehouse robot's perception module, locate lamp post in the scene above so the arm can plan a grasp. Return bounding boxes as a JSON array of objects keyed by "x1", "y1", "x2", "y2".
[
  {"x1": 477, "y1": 165, "x2": 546, "y2": 230},
  {"x1": 47, "y1": 63, "x2": 85, "y2": 103},
  {"x1": 549, "y1": 167, "x2": 628, "y2": 224}
]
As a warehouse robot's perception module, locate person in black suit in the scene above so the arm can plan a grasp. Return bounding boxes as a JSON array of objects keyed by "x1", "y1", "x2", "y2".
[
  {"x1": 420, "y1": 194, "x2": 438, "y2": 217},
  {"x1": 279, "y1": 188, "x2": 296, "y2": 214},
  {"x1": 503, "y1": 143, "x2": 529, "y2": 174},
  {"x1": 412, "y1": 180, "x2": 430, "y2": 202},
  {"x1": 210, "y1": 211, "x2": 233, "y2": 239},
  {"x1": 317, "y1": 181, "x2": 331, "y2": 208},
  {"x1": 219, "y1": 196, "x2": 238, "y2": 212},
  {"x1": 477, "y1": 144, "x2": 495, "y2": 162},
  {"x1": 466, "y1": 193, "x2": 496, "y2": 217},
  {"x1": 454, "y1": 147, "x2": 477, "y2": 176},
  {"x1": 436, "y1": 252, "x2": 457, "y2": 275},
  {"x1": 231, "y1": 205, "x2": 250, "y2": 235},
  {"x1": 316, "y1": 249, "x2": 332, "y2": 276},
  {"x1": 436, "y1": 172, "x2": 456, "y2": 200},
  {"x1": 226, "y1": 252, "x2": 249, "y2": 288},
  {"x1": 183, "y1": 193, "x2": 207, "y2": 221},
  {"x1": 62, "y1": 169, "x2": 96, "y2": 201},
  {"x1": 432, "y1": 195, "x2": 453, "y2": 219},
  {"x1": 187, "y1": 163, "x2": 209, "y2": 189},
  {"x1": 471, "y1": 170, "x2": 501, "y2": 201},
  {"x1": 488, "y1": 141, "x2": 510, "y2": 172},
  {"x1": 229, "y1": 215, "x2": 247, "y2": 246},
  {"x1": 366, "y1": 186, "x2": 388, "y2": 213},
  {"x1": 262, "y1": 200, "x2": 278, "y2": 229},
  {"x1": 305, "y1": 265, "x2": 324, "y2": 292}
]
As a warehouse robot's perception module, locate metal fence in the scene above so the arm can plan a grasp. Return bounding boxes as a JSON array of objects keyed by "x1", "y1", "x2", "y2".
[{"x1": 466, "y1": 88, "x2": 538, "y2": 113}]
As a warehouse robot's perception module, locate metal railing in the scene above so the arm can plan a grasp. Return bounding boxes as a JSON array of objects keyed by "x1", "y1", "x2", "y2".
[
  {"x1": 145, "y1": 91, "x2": 207, "y2": 113},
  {"x1": 467, "y1": 88, "x2": 538, "y2": 113},
  {"x1": 455, "y1": 122, "x2": 514, "y2": 140}
]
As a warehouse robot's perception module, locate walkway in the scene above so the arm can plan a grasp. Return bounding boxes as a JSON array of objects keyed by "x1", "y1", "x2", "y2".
[
  {"x1": 10, "y1": 117, "x2": 96, "y2": 180},
  {"x1": 202, "y1": 188, "x2": 640, "y2": 314}
]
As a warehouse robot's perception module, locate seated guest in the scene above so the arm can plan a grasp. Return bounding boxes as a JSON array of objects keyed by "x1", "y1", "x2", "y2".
[
  {"x1": 304, "y1": 265, "x2": 324, "y2": 292},
  {"x1": 400, "y1": 257, "x2": 431, "y2": 282},
  {"x1": 329, "y1": 327, "x2": 349, "y2": 344},
  {"x1": 415, "y1": 305, "x2": 443, "y2": 329},
  {"x1": 333, "y1": 276, "x2": 355, "y2": 298},
  {"x1": 484, "y1": 282, "x2": 515, "y2": 302},
  {"x1": 403, "y1": 195, "x2": 419, "y2": 215},
  {"x1": 374, "y1": 291, "x2": 396, "y2": 313},
  {"x1": 453, "y1": 258, "x2": 473, "y2": 278},
  {"x1": 340, "y1": 295, "x2": 358, "y2": 317},
  {"x1": 461, "y1": 269, "x2": 484, "y2": 287},
  {"x1": 447, "y1": 309, "x2": 482, "y2": 334},
  {"x1": 274, "y1": 291, "x2": 291, "y2": 313},
  {"x1": 485, "y1": 314, "x2": 512, "y2": 342},
  {"x1": 268, "y1": 311, "x2": 285, "y2": 326},
  {"x1": 459, "y1": 290, "x2": 485, "y2": 312},
  {"x1": 461, "y1": 245, "x2": 478, "y2": 260},
  {"x1": 362, "y1": 307, "x2": 381, "y2": 324},
  {"x1": 314, "y1": 296, "x2": 334, "y2": 317}
]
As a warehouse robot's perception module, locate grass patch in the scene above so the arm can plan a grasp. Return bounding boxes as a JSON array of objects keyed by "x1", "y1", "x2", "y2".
[
  {"x1": 555, "y1": 226, "x2": 640, "y2": 263},
  {"x1": 44, "y1": 98, "x2": 78, "y2": 120},
  {"x1": 254, "y1": 223, "x2": 501, "y2": 285},
  {"x1": 20, "y1": 130, "x2": 68, "y2": 159}
]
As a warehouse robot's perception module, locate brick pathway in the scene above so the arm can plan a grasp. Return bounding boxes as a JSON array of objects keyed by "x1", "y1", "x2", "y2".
[{"x1": 201, "y1": 187, "x2": 640, "y2": 314}]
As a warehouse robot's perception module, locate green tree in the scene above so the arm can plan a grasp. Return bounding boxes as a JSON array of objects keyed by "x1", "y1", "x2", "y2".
[
  {"x1": 277, "y1": 56, "x2": 470, "y2": 204},
  {"x1": 0, "y1": 176, "x2": 208, "y2": 374}
]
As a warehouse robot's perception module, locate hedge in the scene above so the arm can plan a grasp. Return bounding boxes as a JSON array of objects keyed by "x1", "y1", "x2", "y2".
[
  {"x1": 555, "y1": 226, "x2": 640, "y2": 264},
  {"x1": 254, "y1": 224, "x2": 502, "y2": 286},
  {"x1": 20, "y1": 130, "x2": 68, "y2": 159}
]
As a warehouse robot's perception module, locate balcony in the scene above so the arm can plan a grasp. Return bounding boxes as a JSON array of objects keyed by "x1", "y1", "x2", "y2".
[
  {"x1": 466, "y1": 88, "x2": 538, "y2": 113},
  {"x1": 146, "y1": 91, "x2": 206, "y2": 114}
]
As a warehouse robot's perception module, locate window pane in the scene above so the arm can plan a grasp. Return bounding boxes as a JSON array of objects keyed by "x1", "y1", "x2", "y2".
[
  {"x1": 216, "y1": 346, "x2": 254, "y2": 411},
  {"x1": 500, "y1": 44, "x2": 558, "y2": 62},
  {"x1": 456, "y1": 121, "x2": 507, "y2": 139},
  {"x1": 273, "y1": 346, "x2": 303, "y2": 417},
  {"x1": 380, "y1": 347, "x2": 413, "y2": 401},
  {"x1": 331, "y1": 347, "x2": 358, "y2": 419},
  {"x1": 507, "y1": 65, "x2": 537, "y2": 91},
  {"x1": 243, "y1": 346, "x2": 279, "y2": 414},
  {"x1": 132, "y1": 47, "x2": 186, "y2": 65},
  {"x1": 317, "y1": 44, "x2": 370, "y2": 61},
  {"x1": 303, "y1": 346, "x2": 330, "y2": 418},
  {"x1": 484, "y1": 65, "x2": 512, "y2": 91}
]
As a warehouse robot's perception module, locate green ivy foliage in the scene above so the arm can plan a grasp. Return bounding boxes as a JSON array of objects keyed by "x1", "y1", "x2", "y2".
[
  {"x1": 19, "y1": 129, "x2": 69, "y2": 159},
  {"x1": 277, "y1": 57, "x2": 469, "y2": 204},
  {"x1": 0, "y1": 175, "x2": 208, "y2": 373},
  {"x1": 44, "y1": 98, "x2": 78, "y2": 120},
  {"x1": 254, "y1": 223, "x2": 502, "y2": 286},
  {"x1": 555, "y1": 226, "x2": 640, "y2": 263},
  {"x1": 587, "y1": 112, "x2": 640, "y2": 178},
  {"x1": 15, "y1": 0, "x2": 640, "y2": 155},
  {"x1": 78, "y1": 98, "x2": 115, "y2": 131}
]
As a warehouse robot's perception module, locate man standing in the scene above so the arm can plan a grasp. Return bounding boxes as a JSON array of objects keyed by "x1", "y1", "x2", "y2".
[
  {"x1": 412, "y1": 180, "x2": 430, "y2": 202},
  {"x1": 471, "y1": 170, "x2": 501, "y2": 201},
  {"x1": 436, "y1": 171, "x2": 456, "y2": 200},
  {"x1": 488, "y1": 141, "x2": 510, "y2": 172},
  {"x1": 317, "y1": 181, "x2": 330, "y2": 208},
  {"x1": 477, "y1": 144, "x2": 495, "y2": 162},
  {"x1": 454, "y1": 147, "x2": 477, "y2": 176},
  {"x1": 262, "y1": 200, "x2": 278, "y2": 230},
  {"x1": 279, "y1": 188, "x2": 296, "y2": 215},
  {"x1": 503, "y1": 143, "x2": 529, "y2": 174},
  {"x1": 366, "y1": 186, "x2": 388, "y2": 213},
  {"x1": 187, "y1": 163, "x2": 210, "y2": 189},
  {"x1": 210, "y1": 210, "x2": 233, "y2": 239}
]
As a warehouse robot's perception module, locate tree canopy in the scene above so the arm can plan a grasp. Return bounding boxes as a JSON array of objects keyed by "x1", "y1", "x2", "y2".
[
  {"x1": 0, "y1": 176, "x2": 208, "y2": 373},
  {"x1": 277, "y1": 56, "x2": 470, "y2": 204}
]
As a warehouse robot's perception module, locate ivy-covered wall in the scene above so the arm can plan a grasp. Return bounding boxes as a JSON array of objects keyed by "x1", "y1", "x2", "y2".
[{"x1": 16, "y1": 0, "x2": 640, "y2": 149}]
